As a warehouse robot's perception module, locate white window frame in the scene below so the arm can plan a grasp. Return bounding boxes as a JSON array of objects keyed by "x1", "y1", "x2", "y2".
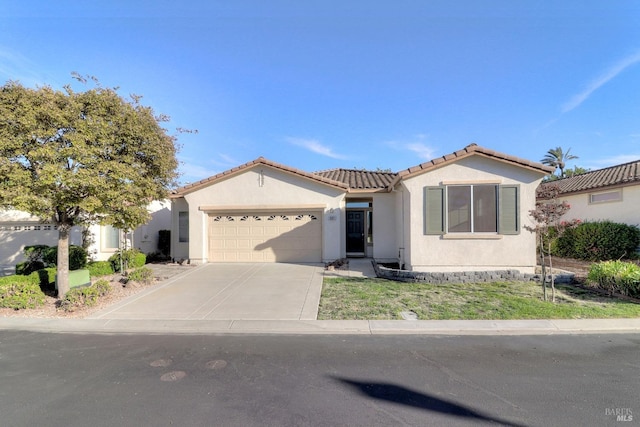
[
  {"x1": 102, "y1": 225, "x2": 121, "y2": 252},
  {"x1": 589, "y1": 189, "x2": 622, "y2": 204},
  {"x1": 178, "y1": 211, "x2": 189, "y2": 243}
]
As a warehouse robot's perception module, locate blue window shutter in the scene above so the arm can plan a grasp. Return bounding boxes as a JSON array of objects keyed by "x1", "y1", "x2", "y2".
[
  {"x1": 424, "y1": 186, "x2": 445, "y2": 235},
  {"x1": 499, "y1": 185, "x2": 519, "y2": 234}
]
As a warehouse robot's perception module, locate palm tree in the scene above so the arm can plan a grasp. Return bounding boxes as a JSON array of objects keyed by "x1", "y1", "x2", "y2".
[{"x1": 541, "y1": 147, "x2": 578, "y2": 178}]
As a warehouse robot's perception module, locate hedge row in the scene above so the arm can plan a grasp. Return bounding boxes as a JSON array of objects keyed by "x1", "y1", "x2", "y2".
[
  {"x1": 59, "y1": 279, "x2": 111, "y2": 312},
  {"x1": 0, "y1": 273, "x2": 46, "y2": 309},
  {"x1": 16, "y1": 245, "x2": 88, "y2": 275},
  {"x1": 554, "y1": 221, "x2": 640, "y2": 261}
]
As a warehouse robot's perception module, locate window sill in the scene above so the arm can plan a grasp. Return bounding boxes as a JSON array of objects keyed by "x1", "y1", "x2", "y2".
[{"x1": 442, "y1": 234, "x2": 503, "y2": 240}]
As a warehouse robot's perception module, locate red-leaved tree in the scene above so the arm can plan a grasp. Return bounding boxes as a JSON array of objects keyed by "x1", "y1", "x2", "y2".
[{"x1": 526, "y1": 184, "x2": 579, "y2": 302}]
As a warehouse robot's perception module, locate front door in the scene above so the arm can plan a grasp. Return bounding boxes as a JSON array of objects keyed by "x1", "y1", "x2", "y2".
[{"x1": 346, "y1": 210, "x2": 365, "y2": 254}]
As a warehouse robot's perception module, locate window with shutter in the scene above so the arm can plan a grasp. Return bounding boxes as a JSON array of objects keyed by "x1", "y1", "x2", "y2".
[{"x1": 424, "y1": 184, "x2": 519, "y2": 235}]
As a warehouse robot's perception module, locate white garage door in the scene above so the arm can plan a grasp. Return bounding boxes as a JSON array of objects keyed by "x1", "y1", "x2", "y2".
[{"x1": 208, "y1": 211, "x2": 322, "y2": 262}]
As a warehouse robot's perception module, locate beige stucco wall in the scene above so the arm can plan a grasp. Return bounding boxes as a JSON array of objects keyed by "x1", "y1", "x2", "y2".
[
  {"x1": 173, "y1": 165, "x2": 346, "y2": 264},
  {"x1": 556, "y1": 185, "x2": 640, "y2": 226},
  {"x1": 400, "y1": 156, "x2": 545, "y2": 273},
  {"x1": 370, "y1": 192, "x2": 398, "y2": 261},
  {"x1": 171, "y1": 197, "x2": 190, "y2": 261}
]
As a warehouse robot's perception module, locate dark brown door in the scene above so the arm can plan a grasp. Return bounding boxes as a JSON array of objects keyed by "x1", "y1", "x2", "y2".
[{"x1": 346, "y1": 210, "x2": 365, "y2": 253}]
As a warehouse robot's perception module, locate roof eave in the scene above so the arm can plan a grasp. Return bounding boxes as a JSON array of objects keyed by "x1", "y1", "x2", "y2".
[{"x1": 173, "y1": 157, "x2": 349, "y2": 196}]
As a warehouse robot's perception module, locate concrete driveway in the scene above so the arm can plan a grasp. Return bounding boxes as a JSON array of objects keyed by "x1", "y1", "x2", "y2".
[{"x1": 90, "y1": 263, "x2": 324, "y2": 321}]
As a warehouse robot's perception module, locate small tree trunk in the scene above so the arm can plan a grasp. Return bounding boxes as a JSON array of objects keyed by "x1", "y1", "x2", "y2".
[
  {"x1": 548, "y1": 240, "x2": 556, "y2": 303},
  {"x1": 538, "y1": 233, "x2": 547, "y2": 301},
  {"x1": 57, "y1": 226, "x2": 71, "y2": 298}
]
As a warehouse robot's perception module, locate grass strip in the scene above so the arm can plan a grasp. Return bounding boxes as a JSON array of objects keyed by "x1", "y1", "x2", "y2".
[{"x1": 318, "y1": 277, "x2": 640, "y2": 320}]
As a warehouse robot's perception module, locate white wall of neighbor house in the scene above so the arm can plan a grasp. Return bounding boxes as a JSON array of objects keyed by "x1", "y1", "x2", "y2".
[
  {"x1": 85, "y1": 200, "x2": 172, "y2": 261},
  {"x1": 175, "y1": 166, "x2": 346, "y2": 264},
  {"x1": 557, "y1": 185, "x2": 640, "y2": 226},
  {"x1": 132, "y1": 200, "x2": 172, "y2": 255},
  {"x1": 0, "y1": 210, "x2": 82, "y2": 273},
  {"x1": 401, "y1": 156, "x2": 545, "y2": 273}
]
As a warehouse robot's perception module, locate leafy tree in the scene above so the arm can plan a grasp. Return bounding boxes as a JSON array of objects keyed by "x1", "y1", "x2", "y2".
[
  {"x1": 563, "y1": 165, "x2": 590, "y2": 177},
  {"x1": 0, "y1": 77, "x2": 179, "y2": 297},
  {"x1": 541, "y1": 147, "x2": 578, "y2": 178},
  {"x1": 525, "y1": 184, "x2": 579, "y2": 302},
  {"x1": 542, "y1": 165, "x2": 590, "y2": 182}
]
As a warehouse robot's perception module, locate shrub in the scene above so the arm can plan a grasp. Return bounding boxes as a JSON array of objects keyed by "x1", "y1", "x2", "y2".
[
  {"x1": 43, "y1": 245, "x2": 88, "y2": 270},
  {"x1": 127, "y1": 266, "x2": 154, "y2": 285},
  {"x1": 87, "y1": 261, "x2": 114, "y2": 277},
  {"x1": 145, "y1": 251, "x2": 170, "y2": 263},
  {"x1": 15, "y1": 260, "x2": 45, "y2": 276},
  {"x1": 587, "y1": 261, "x2": 640, "y2": 298},
  {"x1": 93, "y1": 279, "x2": 112, "y2": 295},
  {"x1": 109, "y1": 249, "x2": 146, "y2": 272},
  {"x1": 59, "y1": 279, "x2": 111, "y2": 312},
  {"x1": 555, "y1": 221, "x2": 640, "y2": 261},
  {"x1": 0, "y1": 274, "x2": 46, "y2": 309}
]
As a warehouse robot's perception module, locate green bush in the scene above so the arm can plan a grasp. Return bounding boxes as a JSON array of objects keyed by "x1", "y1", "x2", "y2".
[
  {"x1": 93, "y1": 279, "x2": 112, "y2": 295},
  {"x1": 15, "y1": 244, "x2": 51, "y2": 275},
  {"x1": 127, "y1": 266, "x2": 154, "y2": 284},
  {"x1": 0, "y1": 274, "x2": 46, "y2": 309},
  {"x1": 587, "y1": 261, "x2": 640, "y2": 298},
  {"x1": 59, "y1": 279, "x2": 111, "y2": 312},
  {"x1": 43, "y1": 245, "x2": 88, "y2": 270},
  {"x1": 15, "y1": 260, "x2": 45, "y2": 275},
  {"x1": 555, "y1": 221, "x2": 640, "y2": 261},
  {"x1": 109, "y1": 249, "x2": 146, "y2": 272},
  {"x1": 87, "y1": 261, "x2": 114, "y2": 277},
  {"x1": 145, "y1": 251, "x2": 170, "y2": 263}
]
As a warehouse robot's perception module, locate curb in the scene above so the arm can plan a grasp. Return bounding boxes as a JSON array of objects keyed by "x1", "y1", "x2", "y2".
[{"x1": 1, "y1": 318, "x2": 640, "y2": 336}]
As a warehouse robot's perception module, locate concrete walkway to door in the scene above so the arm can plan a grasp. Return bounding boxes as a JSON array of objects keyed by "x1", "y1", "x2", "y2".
[{"x1": 90, "y1": 263, "x2": 324, "y2": 321}]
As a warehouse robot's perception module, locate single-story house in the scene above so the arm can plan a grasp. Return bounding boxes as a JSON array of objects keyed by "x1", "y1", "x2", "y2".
[
  {"x1": 0, "y1": 210, "x2": 83, "y2": 275},
  {"x1": 538, "y1": 160, "x2": 640, "y2": 226},
  {"x1": 170, "y1": 144, "x2": 554, "y2": 273},
  {"x1": 0, "y1": 200, "x2": 171, "y2": 275}
]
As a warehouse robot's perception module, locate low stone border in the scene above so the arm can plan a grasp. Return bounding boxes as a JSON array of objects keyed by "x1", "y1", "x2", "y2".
[{"x1": 372, "y1": 261, "x2": 574, "y2": 284}]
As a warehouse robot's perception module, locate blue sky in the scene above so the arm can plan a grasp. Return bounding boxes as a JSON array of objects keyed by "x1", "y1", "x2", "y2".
[{"x1": 2, "y1": 1, "x2": 639, "y2": 185}]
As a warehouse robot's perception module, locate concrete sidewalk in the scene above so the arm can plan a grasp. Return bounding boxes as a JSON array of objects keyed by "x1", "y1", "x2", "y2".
[
  {"x1": 1, "y1": 258, "x2": 639, "y2": 336},
  {"x1": 1, "y1": 317, "x2": 639, "y2": 336}
]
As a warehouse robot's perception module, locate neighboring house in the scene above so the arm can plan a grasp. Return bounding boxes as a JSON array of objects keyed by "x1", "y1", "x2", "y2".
[
  {"x1": 170, "y1": 144, "x2": 553, "y2": 273},
  {"x1": 0, "y1": 200, "x2": 171, "y2": 274},
  {"x1": 84, "y1": 200, "x2": 172, "y2": 261},
  {"x1": 0, "y1": 210, "x2": 83, "y2": 275},
  {"x1": 538, "y1": 160, "x2": 640, "y2": 226}
]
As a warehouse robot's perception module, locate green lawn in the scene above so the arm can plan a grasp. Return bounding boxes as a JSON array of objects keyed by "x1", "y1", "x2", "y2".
[{"x1": 318, "y1": 277, "x2": 640, "y2": 320}]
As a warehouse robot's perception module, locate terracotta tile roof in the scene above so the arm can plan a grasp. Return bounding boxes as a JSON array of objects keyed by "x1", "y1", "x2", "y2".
[
  {"x1": 172, "y1": 144, "x2": 552, "y2": 196},
  {"x1": 539, "y1": 160, "x2": 640, "y2": 195},
  {"x1": 391, "y1": 143, "x2": 554, "y2": 188},
  {"x1": 314, "y1": 169, "x2": 398, "y2": 191},
  {"x1": 172, "y1": 157, "x2": 349, "y2": 196}
]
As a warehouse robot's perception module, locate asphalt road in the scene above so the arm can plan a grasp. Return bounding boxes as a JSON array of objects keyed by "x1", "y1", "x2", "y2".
[{"x1": 0, "y1": 332, "x2": 638, "y2": 426}]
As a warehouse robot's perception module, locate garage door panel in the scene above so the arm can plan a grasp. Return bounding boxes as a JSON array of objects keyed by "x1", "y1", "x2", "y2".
[{"x1": 208, "y1": 212, "x2": 321, "y2": 263}]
